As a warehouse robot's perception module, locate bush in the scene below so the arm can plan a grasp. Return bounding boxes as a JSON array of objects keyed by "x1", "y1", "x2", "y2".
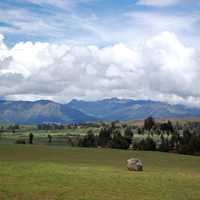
[
  {"x1": 160, "y1": 121, "x2": 174, "y2": 133},
  {"x1": 29, "y1": 133, "x2": 34, "y2": 144},
  {"x1": 124, "y1": 127, "x2": 133, "y2": 145},
  {"x1": 98, "y1": 127, "x2": 112, "y2": 147},
  {"x1": 158, "y1": 139, "x2": 169, "y2": 152},
  {"x1": 177, "y1": 129, "x2": 196, "y2": 155},
  {"x1": 189, "y1": 133, "x2": 200, "y2": 153},
  {"x1": 177, "y1": 144, "x2": 194, "y2": 155},
  {"x1": 137, "y1": 137, "x2": 156, "y2": 151},
  {"x1": 16, "y1": 139, "x2": 26, "y2": 144},
  {"x1": 170, "y1": 132, "x2": 179, "y2": 149},
  {"x1": 66, "y1": 135, "x2": 81, "y2": 146},
  {"x1": 110, "y1": 132, "x2": 130, "y2": 149},
  {"x1": 79, "y1": 131, "x2": 97, "y2": 148},
  {"x1": 48, "y1": 134, "x2": 52, "y2": 143}
]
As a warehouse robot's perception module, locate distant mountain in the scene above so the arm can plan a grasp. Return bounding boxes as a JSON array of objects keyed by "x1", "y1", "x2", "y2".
[
  {"x1": 1, "y1": 98, "x2": 200, "y2": 124},
  {"x1": 67, "y1": 98, "x2": 200, "y2": 121},
  {"x1": 0, "y1": 100, "x2": 96, "y2": 124}
]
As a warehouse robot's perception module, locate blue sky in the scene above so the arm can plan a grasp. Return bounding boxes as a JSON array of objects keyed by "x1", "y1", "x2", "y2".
[
  {"x1": 0, "y1": 0, "x2": 200, "y2": 106},
  {"x1": 0, "y1": 0, "x2": 199, "y2": 46}
]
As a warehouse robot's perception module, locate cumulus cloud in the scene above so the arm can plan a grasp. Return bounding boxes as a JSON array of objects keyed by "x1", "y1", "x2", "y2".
[{"x1": 0, "y1": 32, "x2": 199, "y2": 107}]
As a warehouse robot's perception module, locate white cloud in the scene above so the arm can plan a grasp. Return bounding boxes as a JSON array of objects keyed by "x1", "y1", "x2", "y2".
[
  {"x1": 0, "y1": 0, "x2": 199, "y2": 50},
  {"x1": 125, "y1": 11, "x2": 199, "y2": 38},
  {"x1": 0, "y1": 32, "x2": 200, "y2": 107},
  {"x1": 137, "y1": 0, "x2": 180, "y2": 7},
  {"x1": 25, "y1": 0, "x2": 95, "y2": 9}
]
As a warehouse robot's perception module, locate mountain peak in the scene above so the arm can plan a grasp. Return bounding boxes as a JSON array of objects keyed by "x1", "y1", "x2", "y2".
[
  {"x1": 67, "y1": 98, "x2": 200, "y2": 121},
  {"x1": 34, "y1": 100, "x2": 54, "y2": 105},
  {"x1": 1, "y1": 98, "x2": 200, "y2": 124}
]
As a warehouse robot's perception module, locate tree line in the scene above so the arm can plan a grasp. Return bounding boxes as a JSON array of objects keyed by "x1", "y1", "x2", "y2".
[
  {"x1": 5, "y1": 117, "x2": 200, "y2": 155},
  {"x1": 79, "y1": 117, "x2": 200, "y2": 155}
]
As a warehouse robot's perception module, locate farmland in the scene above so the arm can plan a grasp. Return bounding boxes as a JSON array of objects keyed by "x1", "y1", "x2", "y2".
[{"x1": 0, "y1": 145, "x2": 200, "y2": 200}]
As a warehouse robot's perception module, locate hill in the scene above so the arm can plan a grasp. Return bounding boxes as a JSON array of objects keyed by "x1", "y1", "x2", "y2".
[
  {"x1": 68, "y1": 98, "x2": 200, "y2": 121},
  {"x1": 0, "y1": 100, "x2": 96, "y2": 124},
  {"x1": 1, "y1": 98, "x2": 200, "y2": 124},
  {"x1": 0, "y1": 145, "x2": 199, "y2": 200}
]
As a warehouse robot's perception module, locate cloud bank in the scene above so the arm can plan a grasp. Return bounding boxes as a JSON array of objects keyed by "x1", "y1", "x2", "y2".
[{"x1": 0, "y1": 32, "x2": 199, "y2": 107}]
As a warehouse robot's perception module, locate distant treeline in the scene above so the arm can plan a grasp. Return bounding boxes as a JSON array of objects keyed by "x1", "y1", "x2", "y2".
[
  {"x1": 37, "y1": 123, "x2": 65, "y2": 130},
  {"x1": 78, "y1": 117, "x2": 200, "y2": 155},
  {"x1": 1, "y1": 117, "x2": 200, "y2": 155}
]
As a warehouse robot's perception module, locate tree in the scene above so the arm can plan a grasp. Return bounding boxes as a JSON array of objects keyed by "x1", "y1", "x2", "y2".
[
  {"x1": 137, "y1": 128, "x2": 143, "y2": 135},
  {"x1": 111, "y1": 121, "x2": 117, "y2": 129},
  {"x1": 79, "y1": 130, "x2": 97, "y2": 147},
  {"x1": 137, "y1": 137, "x2": 156, "y2": 151},
  {"x1": 188, "y1": 132, "x2": 200, "y2": 154},
  {"x1": 29, "y1": 133, "x2": 34, "y2": 144},
  {"x1": 158, "y1": 135, "x2": 169, "y2": 152},
  {"x1": 0, "y1": 126, "x2": 4, "y2": 139},
  {"x1": 124, "y1": 127, "x2": 134, "y2": 145},
  {"x1": 170, "y1": 131, "x2": 179, "y2": 150},
  {"x1": 144, "y1": 117, "x2": 155, "y2": 131},
  {"x1": 48, "y1": 134, "x2": 52, "y2": 143},
  {"x1": 110, "y1": 131, "x2": 130, "y2": 150},
  {"x1": 177, "y1": 129, "x2": 194, "y2": 155},
  {"x1": 98, "y1": 127, "x2": 112, "y2": 147},
  {"x1": 160, "y1": 121, "x2": 174, "y2": 134}
]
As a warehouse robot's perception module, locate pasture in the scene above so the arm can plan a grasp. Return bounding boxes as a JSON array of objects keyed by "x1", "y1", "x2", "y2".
[{"x1": 0, "y1": 145, "x2": 200, "y2": 200}]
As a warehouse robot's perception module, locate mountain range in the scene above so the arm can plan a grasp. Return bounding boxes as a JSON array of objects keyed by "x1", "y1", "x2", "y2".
[
  {"x1": 0, "y1": 100, "x2": 95, "y2": 124},
  {"x1": 0, "y1": 98, "x2": 200, "y2": 124}
]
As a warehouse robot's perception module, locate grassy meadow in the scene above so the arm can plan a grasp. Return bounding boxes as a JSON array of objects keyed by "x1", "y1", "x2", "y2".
[
  {"x1": 0, "y1": 121, "x2": 165, "y2": 145},
  {"x1": 0, "y1": 145, "x2": 200, "y2": 200},
  {"x1": 0, "y1": 125, "x2": 101, "y2": 145}
]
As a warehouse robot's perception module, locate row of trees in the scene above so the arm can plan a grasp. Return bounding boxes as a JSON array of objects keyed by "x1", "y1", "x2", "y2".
[
  {"x1": 37, "y1": 123, "x2": 64, "y2": 130},
  {"x1": 152, "y1": 130, "x2": 199, "y2": 154},
  {"x1": 79, "y1": 117, "x2": 200, "y2": 155},
  {"x1": 0, "y1": 124, "x2": 20, "y2": 133},
  {"x1": 16, "y1": 133, "x2": 52, "y2": 144},
  {"x1": 10, "y1": 117, "x2": 200, "y2": 155},
  {"x1": 79, "y1": 127, "x2": 133, "y2": 149}
]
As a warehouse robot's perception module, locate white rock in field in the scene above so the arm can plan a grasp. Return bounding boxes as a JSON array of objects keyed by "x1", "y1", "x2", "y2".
[{"x1": 127, "y1": 158, "x2": 143, "y2": 171}]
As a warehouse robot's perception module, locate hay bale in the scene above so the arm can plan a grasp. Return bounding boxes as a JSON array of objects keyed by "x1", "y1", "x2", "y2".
[{"x1": 127, "y1": 158, "x2": 143, "y2": 171}]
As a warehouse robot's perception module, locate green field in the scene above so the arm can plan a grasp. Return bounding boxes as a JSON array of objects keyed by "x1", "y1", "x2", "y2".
[
  {"x1": 0, "y1": 126, "x2": 101, "y2": 145},
  {"x1": 0, "y1": 145, "x2": 200, "y2": 200},
  {"x1": 0, "y1": 126, "x2": 149, "y2": 145}
]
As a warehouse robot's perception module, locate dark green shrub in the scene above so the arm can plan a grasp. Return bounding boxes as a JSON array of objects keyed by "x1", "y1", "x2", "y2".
[
  {"x1": 110, "y1": 132, "x2": 130, "y2": 149},
  {"x1": 170, "y1": 131, "x2": 179, "y2": 149},
  {"x1": 48, "y1": 134, "x2": 52, "y2": 143},
  {"x1": 98, "y1": 127, "x2": 112, "y2": 147},
  {"x1": 29, "y1": 133, "x2": 34, "y2": 144},
  {"x1": 79, "y1": 131, "x2": 97, "y2": 147},
  {"x1": 124, "y1": 127, "x2": 133, "y2": 145},
  {"x1": 160, "y1": 121, "x2": 174, "y2": 133},
  {"x1": 177, "y1": 144, "x2": 194, "y2": 155},
  {"x1": 16, "y1": 139, "x2": 26, "y2": 144},
  {"x1": 138, "y1": 137, "x2": 156, "y2": 151},
  {"x1": 158, "y1": 138, "x2": 169, "y2": 152}
]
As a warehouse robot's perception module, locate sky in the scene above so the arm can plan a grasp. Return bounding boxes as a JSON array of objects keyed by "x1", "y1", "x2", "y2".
[{"x1": 0, "y1": 0, "x2": 200, "y2": 106}]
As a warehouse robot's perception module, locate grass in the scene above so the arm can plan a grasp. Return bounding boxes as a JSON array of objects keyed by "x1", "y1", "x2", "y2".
[
  {"x1": 0, "y1": 125, "x2": 163, "y2": 145},
  {"x1": 0, "y1": 145, "x2": 200, "y2": 200},
  {"x1": 0, "y1": 127, "x2": 101, "y2": 145},
  {"x1": 0, "y1": 127, "x2": 150, "y2": 145}
]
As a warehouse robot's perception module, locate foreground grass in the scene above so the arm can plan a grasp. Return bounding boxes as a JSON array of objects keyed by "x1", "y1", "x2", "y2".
[{"x1": 0, "y1": 145, "x2": 200, "y2": 200}]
